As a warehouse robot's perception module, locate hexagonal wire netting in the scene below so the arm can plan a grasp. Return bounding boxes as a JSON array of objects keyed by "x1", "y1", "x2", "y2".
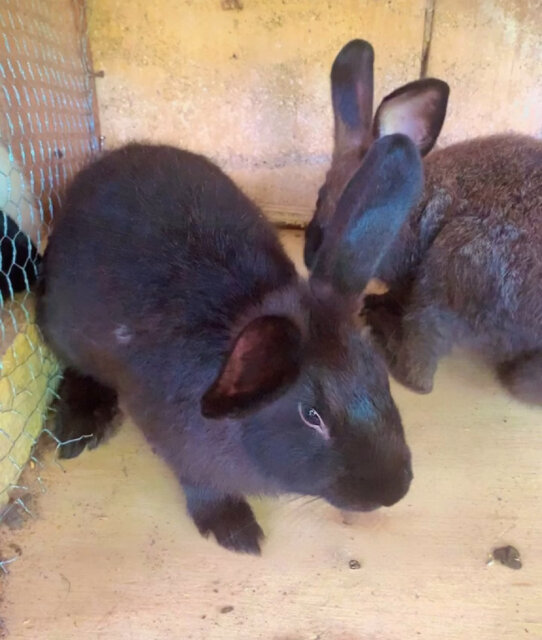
[{"x1": 0, "y1": 0, "x2": 99, "y2": 547}]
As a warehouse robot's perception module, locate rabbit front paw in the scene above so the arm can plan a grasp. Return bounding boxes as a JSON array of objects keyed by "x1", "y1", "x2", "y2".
[
  {"x1": 363, "y1": 303, "x2": 403, "y2": 356},
  {"x1": 364, "y1": 303, "x2": 437, "y2": 394},
  {"x1": 388, "y1": 351, "x2": 434, "y2": 394},
  {"x1": 184, "y1": 486, "x2": 264, "y2": 555}
]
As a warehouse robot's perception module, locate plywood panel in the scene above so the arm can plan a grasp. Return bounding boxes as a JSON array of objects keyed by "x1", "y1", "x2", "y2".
[
  {"x1": 2, "y1": 232, "x2": 542, "y2": 640},
  {"x1": 87, "y1": 0, "x2": 426, "y2": 225},
  {"x1": 427, "y1": 0, "x2": 542, "y2": 145}
]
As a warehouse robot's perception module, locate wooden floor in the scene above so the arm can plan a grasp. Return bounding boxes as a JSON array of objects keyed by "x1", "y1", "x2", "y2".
[{"x1": 2, "y1": 231, "x2": 541, "y2": 640}]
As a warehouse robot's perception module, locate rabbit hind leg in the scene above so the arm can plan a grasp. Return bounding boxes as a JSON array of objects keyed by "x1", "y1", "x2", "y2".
[{"x1": 52, "y1": 367, "x2": 120, "y2": 458}]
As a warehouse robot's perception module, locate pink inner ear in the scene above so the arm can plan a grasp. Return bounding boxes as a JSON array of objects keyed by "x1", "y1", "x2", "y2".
[
  {"x1": 385, "y1": 112, "x2": 429, "y2": 150},
  {"x1": 201, "y1": 315, "x2": 302, "y2": 419},
  {"x1": 376, "y1": 88, "x2": 444, "y2": 153},
  {"x1": 214, "y1": 333, "x2": 256, "y2": 397}
]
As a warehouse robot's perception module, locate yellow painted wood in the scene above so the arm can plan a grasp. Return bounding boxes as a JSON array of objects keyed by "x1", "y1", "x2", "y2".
[
  {"x1": 427, "y1": 0, "x2": 542, "y2": 146},
  {"x1": 87, "y1": 0, "x2": 426, "y2": 224},
  {"x1": 0, "y1": 301, "x2": 60, "y2": 509},
  {"x1": 2, "y1": 232, "x2": 541, "y2": 639},
  {"x1": 87, "y1": 1, "x2": 541, "y2": 226}
]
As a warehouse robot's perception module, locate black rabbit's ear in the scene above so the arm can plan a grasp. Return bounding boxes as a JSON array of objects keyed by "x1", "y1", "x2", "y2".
[
  {"x1": 331, "y1": 39, "x2": 374, "y2": 156},
  {"x1": 373, "y1": 78, "x2": 449, "y2": 156},
  {"x1": 201, "y1": 316, "x2": 302, "y2": 419},
  {"x1": 310, "y1": 134, "x2": 423, "y2": 297}
]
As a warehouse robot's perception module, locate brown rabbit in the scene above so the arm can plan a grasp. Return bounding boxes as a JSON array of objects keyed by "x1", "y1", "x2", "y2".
[{"x1": 305, "y1": 39, "x2": 542, "y2": 405}]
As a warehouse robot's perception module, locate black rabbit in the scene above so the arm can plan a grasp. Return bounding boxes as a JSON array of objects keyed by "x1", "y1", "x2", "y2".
[
  {"x1": 37, "y1": 138, "x2": 421, "y2": 554},
  {"x1": 306, "y1": 39, "x2": 542, "y2": 405},
  {"x1": 0, "y1": 210, "x2": 40, "y2": 302}
]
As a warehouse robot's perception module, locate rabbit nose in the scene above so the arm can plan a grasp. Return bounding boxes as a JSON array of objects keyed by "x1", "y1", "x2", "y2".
[{"x1": 379, "y1": 464, "x2": 413, "y2": 507}]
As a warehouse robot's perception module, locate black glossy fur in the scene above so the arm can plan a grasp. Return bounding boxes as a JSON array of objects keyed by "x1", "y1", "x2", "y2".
[
  {"x1": 37, "y1": 141, "x2": 419, "y2": 554},
  {"x1": 52, "y1": 368, "x2": 119, "y2": 459},
  {"x1": 306, "y1": 39, "x2": 542, "y2": 405},
  {"x1": 0, "y1": 210, "x2": 40, "y2": 301}
]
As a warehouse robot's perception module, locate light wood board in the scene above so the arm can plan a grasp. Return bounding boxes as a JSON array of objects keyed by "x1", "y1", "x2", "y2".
[{"x1": 1, "y1": 231, "x2": 541, "y2": 640}]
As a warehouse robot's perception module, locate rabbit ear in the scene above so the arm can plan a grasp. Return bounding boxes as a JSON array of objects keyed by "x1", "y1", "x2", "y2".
[
  {"x1": 201, "y1": 316, "x2": 302, "y2": 419},
  {"x1": 331, "y1": 39, "x2": 374, "y2": 156},
  {"x1": 373, "y1": 79, "x2": 449, "y2": 156},
  {"x1": 310, "y1": 134, "x2": 423, "y2": 297}
]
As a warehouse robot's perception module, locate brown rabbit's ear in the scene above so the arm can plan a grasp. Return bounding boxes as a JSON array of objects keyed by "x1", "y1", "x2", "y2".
[
  {"x1": 331, "y1": 39, "x2": 374, "y2": 156},
  {"x1": 310, "y1": 134, "x2": 423, "y2": 297},
  {"x1": 373, "y1": 79, "x2": 449, "y2": 156},
  {"x1": 201, "y1": 316, "x2": 302, "y2": 419}
]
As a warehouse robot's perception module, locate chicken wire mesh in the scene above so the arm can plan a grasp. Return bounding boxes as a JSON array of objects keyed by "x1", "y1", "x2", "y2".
[{"x1": 0, "y1": 0, "x2": 100, "y2": 544}]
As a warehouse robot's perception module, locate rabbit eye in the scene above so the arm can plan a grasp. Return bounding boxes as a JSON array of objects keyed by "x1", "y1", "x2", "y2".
[{"x1": 297, "y1": 403, "x2": 330, "y2": 441}]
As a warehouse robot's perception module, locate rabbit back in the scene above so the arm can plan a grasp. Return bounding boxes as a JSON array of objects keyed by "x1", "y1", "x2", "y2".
[
  {"x1": 424, "y1": 135, "x2": 542, "y2": 229},
  {"x1": 38, "y1": 143, "x2": 296, "y2": 387},
  {"x1": 415, "y1": 135, "x2": 542, "y2": 347}
]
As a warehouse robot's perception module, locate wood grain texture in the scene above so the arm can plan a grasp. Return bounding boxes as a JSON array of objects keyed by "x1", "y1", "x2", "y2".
[
  {"x1": 86, "y1": 1, "x2": 541, "y2": 225},
  {"x1": 86, "y1": 0, "x2": 426, "y2": 224},
  {"x1": 1, "y1": 232, "x2": 541, "y2": 639},
  {"x1": 427, "y1": 0, "x2": 542, "y2": 145}
]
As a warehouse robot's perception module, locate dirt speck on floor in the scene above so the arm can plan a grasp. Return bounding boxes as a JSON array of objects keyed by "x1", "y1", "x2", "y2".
[
  {"x1": 220, "y1": 605, "x2": 234, "y2": 614},
  {"x1": 221, "y1": 0, "x2": 243, "y2": 10},
  {"x1": 0, "y1": 494, "x2": 35, "y2": 530},
  {"x1": 348, "y1": 559, "x2": 362, "y2": 570},
  {"x1": 492, "y1": 545, "x2": 522, "y2": 570}
]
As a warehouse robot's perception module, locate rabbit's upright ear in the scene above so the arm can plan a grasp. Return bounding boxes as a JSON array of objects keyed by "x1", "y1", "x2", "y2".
[
  {"x1": 310, "y1": 134, "x2": 423, "y2": 298},
  {"x1": 331, "y1": 39, "x2": 374, "y2": 156},
  {"x1": 373, "y1": 78, "x2": 449, "y2": 156},
  {"x1": 201, "y1": 316, "x2": 302, "y2": 419}
]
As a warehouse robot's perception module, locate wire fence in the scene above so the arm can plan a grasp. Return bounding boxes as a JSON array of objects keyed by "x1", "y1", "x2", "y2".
[{"x1": 0, "y1": 0, "x2": 99, "y2": 545}]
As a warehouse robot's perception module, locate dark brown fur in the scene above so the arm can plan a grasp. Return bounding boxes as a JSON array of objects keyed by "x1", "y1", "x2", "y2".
[
  {"x1": 305, "y1": 40, "x2": 542, "y2": 405},
  {"x1": 37, "y1": 140, "x2": 420, "y2": 554}
]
